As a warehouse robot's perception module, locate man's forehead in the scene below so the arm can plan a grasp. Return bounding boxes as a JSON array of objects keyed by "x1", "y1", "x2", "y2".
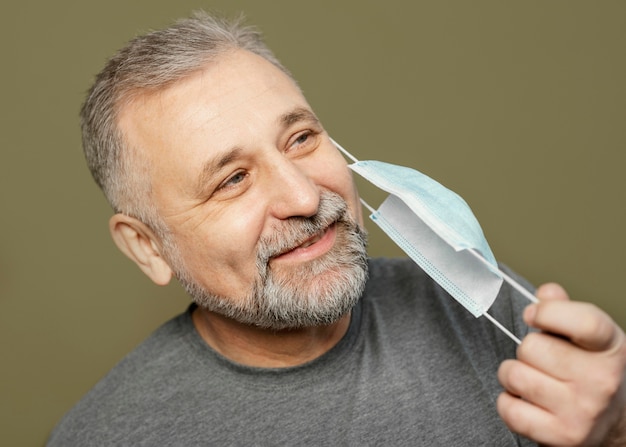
[
  {"x1": 122, "y1": 50, "x2": 306, "y2": 128},
  {"x1": 118, "y1": 50, "x2": 309, "y2": 147}
]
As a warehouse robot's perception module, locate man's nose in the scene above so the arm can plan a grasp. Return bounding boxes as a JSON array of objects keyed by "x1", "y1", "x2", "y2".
[{"x1": 266, "y1": 156, "x2": 320, "y2": 219}]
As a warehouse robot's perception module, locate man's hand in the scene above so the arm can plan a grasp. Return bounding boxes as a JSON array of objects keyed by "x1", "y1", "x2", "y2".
[{"x1": 497, "y1": 283, "x2": 626, "y2": 446}]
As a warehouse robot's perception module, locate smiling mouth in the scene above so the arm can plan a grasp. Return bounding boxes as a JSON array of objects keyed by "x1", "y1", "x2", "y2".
[
  {"x1": 297, "y1": 231, "x2": 326, "y2": 249},
  {"x1": 271, "y1": 223, "x2": 337, "y2": 262}
]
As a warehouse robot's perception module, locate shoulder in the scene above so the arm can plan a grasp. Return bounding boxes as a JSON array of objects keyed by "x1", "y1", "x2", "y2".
[{"x1": 47, "y1": 309, "x2": 198, "y2": 446}]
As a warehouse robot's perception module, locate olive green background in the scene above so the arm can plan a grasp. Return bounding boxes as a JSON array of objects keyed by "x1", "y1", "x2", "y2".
[{"x1": 1, "y1": 1, "x2": 624, "y2": 445}]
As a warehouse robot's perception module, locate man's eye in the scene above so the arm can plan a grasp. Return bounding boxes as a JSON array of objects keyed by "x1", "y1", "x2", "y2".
[
  {"x1": 288, "y1": 131, "x2": 318, "y2": 153},
  {"x1": 294, "y1": 133, "x2": 309, "y2": 145},
  {"x1": 219, "y1": 171, "x2": 247, "y2": 189}
]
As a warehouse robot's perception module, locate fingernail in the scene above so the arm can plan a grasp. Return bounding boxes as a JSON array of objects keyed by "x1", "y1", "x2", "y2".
[{"x1": 523, "y1": 304, "x2": 537, "y2": 325}]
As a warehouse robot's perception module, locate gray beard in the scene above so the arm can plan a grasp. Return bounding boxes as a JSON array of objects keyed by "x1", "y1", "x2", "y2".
[{"x1": 166, "y1": 190, "x2": 369, "y2": 330}]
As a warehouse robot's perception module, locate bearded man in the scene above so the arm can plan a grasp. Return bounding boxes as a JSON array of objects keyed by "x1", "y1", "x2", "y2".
[{"x1": 48, "y1": 12, "x2": 626, "y2": 446}]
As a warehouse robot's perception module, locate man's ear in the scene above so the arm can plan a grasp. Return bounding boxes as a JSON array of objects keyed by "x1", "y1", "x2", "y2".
[{"x1": 109, "y1": 214, "x2": 173, "y2": 286}]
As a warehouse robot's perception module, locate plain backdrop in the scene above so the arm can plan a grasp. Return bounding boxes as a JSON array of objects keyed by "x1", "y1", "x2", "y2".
[{"x1": 1, "y1": 1, "x2": 624, "y2": 445}]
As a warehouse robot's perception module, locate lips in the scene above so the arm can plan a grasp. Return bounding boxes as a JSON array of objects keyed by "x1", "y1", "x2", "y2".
[
  {"x1": 271, "y1": 223, "x2": 337, "y2": 262},
  {"x1": 297, "y1": 232, "x2": 324, "y2": 249}
]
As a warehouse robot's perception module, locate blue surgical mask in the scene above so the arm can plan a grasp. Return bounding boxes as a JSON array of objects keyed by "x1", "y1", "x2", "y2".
[{"x1": 332, "y1": 139, "x2": 537, "y2": 344}]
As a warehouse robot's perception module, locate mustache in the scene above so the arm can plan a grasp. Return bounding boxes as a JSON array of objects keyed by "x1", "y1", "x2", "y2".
[{"x1": 256, "y1": 191, "x2": 349, "y2": 262}]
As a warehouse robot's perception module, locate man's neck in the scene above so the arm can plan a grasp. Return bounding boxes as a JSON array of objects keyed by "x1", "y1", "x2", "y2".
[{"x1": 191, "y1": 307, "x2": 351, "y2": 368}]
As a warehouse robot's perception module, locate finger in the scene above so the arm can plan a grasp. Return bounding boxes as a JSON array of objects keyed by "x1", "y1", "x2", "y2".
[
  {"x1": 516, "y1": 332, "x2": 587, "y2": 380},
  {"x1": 524, "y1": 299, "x2": 619, "y2": 352},
  {"x1": 498, "y1": 358, "x2": 569, "y2": 411},
  {"x1": 497, "y1": 377, "x2": 626, "y2": 446},
  {"x1": 497, "y1": 392, "x2": 575, "y2": 446},
  {"x1": 535, "y1": 282, "x2": 570, "y2": 302},
  {"x1": 522, "y1": 282, "x2": 569, "y2": 332}
]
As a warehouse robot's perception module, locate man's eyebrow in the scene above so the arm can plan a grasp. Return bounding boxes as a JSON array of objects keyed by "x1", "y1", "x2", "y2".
[
  {"x1": 194, "y1": 147, "x2": 243, "y2": 196},
  {"x1": 279, "y1": 107, "x2": 320, "y2": 128}
]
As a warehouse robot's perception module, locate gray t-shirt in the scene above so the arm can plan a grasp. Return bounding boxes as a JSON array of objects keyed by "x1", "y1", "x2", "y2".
[{"x1": 48, "y1": 258, "x2": 536, "y2": 446}]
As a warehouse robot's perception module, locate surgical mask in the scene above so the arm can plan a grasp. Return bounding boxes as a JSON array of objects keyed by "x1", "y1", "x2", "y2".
[{"x1": 332, "y1": 139, "x2": 537, "y2": 344}]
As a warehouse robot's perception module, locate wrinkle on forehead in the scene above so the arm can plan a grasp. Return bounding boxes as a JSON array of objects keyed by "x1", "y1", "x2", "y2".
[
  {"x1": 188, "y1": 50, "x2": 300, "y2": 124},
  {"x1": 120, "y1": 49, "x2": 298, "y2": 139}
]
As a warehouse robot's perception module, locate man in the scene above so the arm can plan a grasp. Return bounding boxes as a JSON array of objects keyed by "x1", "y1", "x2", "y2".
[{"x1": 48, "y1": 11, "x2": 625, "y2": 446}]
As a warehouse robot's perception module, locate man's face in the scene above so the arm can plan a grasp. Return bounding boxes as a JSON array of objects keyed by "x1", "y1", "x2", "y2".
[{"x1": 118, "y1": 49, "x2": 368, "y2": 329}]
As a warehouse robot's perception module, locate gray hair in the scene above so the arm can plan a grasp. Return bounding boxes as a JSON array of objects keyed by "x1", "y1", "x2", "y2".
[{"x1": 80, "y1": 11, "x2": 291, "y2": 234}]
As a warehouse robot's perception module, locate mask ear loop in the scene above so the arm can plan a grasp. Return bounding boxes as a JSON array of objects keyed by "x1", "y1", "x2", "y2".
[
  {"x1": 331, "y1": 138, "x2": 537, "y2": 345},
  {"x1": 333, "y1": 138, "x2": 358, "y2": 163},
  {"x1": 331, "y1": 138, "x2": 377, "y2": 214}
]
